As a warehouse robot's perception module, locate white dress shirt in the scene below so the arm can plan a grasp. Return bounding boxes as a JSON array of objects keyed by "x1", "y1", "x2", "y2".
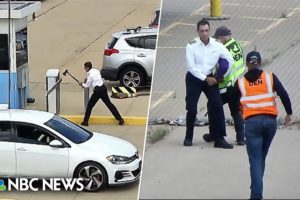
[
  {"x1": 186, "y1": 37, "x2": 234, "y2": 81},
  {"x1": 82, "y1": 68, "x2": 104, "y2": 88}
]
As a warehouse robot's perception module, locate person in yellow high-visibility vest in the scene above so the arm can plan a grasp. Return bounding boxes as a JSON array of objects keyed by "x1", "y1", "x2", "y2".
[{"x1": 204, "y1": 26, "x2": 246, "y2": 145}]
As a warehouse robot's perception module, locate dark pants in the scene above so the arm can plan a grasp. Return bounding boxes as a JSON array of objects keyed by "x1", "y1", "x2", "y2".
[
  {"x1": 83, "y1": 85, "x2": 123, "y2": 123},
  {"x1": 185, "y1": 72, "x2": 226, "y2": 142},
  {"x1": 207, "y1": 86, "x2": 245, "y2": 141},
  {"x1": 245, "y1": 115, "x2": 277, "y2": 199}
]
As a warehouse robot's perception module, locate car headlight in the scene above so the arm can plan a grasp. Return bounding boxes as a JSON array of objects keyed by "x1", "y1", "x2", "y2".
[{"x1": 107, "y1": 154, "x2": 135, "y2": 165}]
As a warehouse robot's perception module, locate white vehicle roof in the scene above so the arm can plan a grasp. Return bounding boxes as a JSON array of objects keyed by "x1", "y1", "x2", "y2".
[
  {"x1": 112, "y1": 27, "x2": 157, "y2": 39},
  {"x1": 0, "y1": 109, "x2": 55, "y2": 125}
]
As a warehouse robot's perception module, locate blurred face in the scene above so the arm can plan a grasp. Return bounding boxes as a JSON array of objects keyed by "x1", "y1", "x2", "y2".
[
  {"x1": 84, "y1": 66, "x2": 89, "y2": 72},
  {"x1": 246, "y1": 62, "x2": 261, "y2": 70},
  {"x1": 217, "y1": 36, "x2": 226, "y2": 44},
  {"x1": 197, "y1": 24, "x2": 210, "y2": 43}
]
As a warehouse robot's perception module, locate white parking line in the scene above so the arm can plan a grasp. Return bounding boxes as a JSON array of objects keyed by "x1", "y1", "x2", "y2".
[
  {"x1": 159, "y1": 3, "x2": 210, "y2": 35},
  {"x1": 241, "y1": 16, "x2": 278, "y2": 21},
  {"x1": 223, "y1": 2, "x2": 273, "y2": 9},
  {"x1": 159, "y1": 33, "x2": 172, "y2": 36},
  {"x1": 192, "y1": 3, "x2": 210, "y2": 15},
  {"x1": 151, "y1": 91, "x2": 175, "y2": 110},
  {"x1": 0, "y1": 199, "x2": 16, "y2": 200},
  {"x1": 179, "y1": 23, "x2": 196, "y2": 26},
  {"x1": 160, "y1": 22, "x2": 182, "y2": 35},
  {"x1": 258, "y1": 7, "x2": 300, "y2": 34},
  {"x1": 258, "y1": 18, "x2": 285, "y2": 34}
]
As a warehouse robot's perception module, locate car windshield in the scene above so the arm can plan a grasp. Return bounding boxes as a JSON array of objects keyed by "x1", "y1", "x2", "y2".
[{"x1": 45, "y1": 115, "x2": 93, "y2": 144}]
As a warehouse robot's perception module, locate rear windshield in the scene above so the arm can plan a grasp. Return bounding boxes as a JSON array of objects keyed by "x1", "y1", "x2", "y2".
[
  {"x1": 108, "y1": 37, "x2": 118, "y2": 49},
  {"x1": 45, "y1": 115, "x2": 92, "y2": 144}
]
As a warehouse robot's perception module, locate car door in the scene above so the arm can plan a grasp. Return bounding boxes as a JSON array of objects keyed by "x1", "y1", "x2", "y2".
[
  {"x1": 134, "y1": 35, "x2": 157, "y2": 77},
  {"x1": 0, "y1": 121, "x2": 16, "y2": 177},
  {"x1": 14, "y1": 122, "x2": 69, "y2": 178}
]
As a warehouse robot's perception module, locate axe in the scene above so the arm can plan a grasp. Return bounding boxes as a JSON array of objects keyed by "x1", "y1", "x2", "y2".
[{"x1": 62, "y1": 69, "x2": 80, "y2": 83}]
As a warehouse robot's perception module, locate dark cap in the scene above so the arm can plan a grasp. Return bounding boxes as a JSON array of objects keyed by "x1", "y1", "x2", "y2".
[
  {"x1": 214, "y1": 26, "x2": 232, "y2": 38},
  {"x1": 246, "y1": 51, "x2": 261, "y2": 64}
]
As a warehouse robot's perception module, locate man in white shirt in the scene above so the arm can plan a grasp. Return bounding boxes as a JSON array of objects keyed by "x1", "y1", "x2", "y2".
[
  {"x1": 184, "y1": 19, "x2": 234, "y2": 149},
  {"x1": 79, "y1": 61, "x2": 124, "y2": 126}
]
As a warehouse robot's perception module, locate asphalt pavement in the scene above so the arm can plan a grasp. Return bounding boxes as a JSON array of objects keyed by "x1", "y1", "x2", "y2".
[
  {"x1": 139, "y1": 126, "x2": 300, "y2": 199},
  {"x1": 140, "y1": 0, "x2": 300, "y2": 199},
  {"x1": 150, "y1": 0, "x2": 300, "y2": 121}
]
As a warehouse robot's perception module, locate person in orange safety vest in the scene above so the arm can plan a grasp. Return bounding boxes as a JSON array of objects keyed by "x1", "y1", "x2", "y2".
[{"x1": 232, "y1": 51, "x2": 293, "y2": 200}]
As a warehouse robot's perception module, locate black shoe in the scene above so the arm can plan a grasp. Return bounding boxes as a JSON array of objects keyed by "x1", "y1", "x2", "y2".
[
  {"x1": 214, "y1": 140, "x2": 234, "y2": 149},
  {"x1": 203, "y1": 133, "x2": 214, "y2": 142},
  {"x1": 237, "y1": 140, "x2": 245, "y2": 146},
  {"x1": 183, "y1": 139, "x2": 192, "y2": 146},
  {"x1": 119, "y1": 119, "x2": 124, "y2": 125},
  {"x1": 81, "y1": 122, "x2": 89, "y2": 126}
]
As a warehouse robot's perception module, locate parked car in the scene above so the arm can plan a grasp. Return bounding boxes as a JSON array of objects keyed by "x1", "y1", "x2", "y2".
[
  {"x1": 149, "y1": 8, "x2": 160, "y2": 28},
  {"x1": 101, "y1": 26, "x2": 157, "y2": 87},
  {"x1": 0, "y1": 109, "x2": 141, "y2": 192}
]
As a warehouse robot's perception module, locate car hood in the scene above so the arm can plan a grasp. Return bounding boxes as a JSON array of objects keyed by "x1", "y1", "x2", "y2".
[{"x1": 79, "y1": 132, "x2": 137, "y2": 157}]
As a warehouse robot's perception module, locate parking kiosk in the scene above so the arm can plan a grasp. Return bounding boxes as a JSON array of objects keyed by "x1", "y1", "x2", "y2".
[{"x1": 0, "y1": 1, "x2": 41, "y2": 108}]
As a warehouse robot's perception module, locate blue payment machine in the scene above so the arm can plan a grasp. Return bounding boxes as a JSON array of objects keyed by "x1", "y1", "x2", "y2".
[{"x1": 0, "y1": 1, "x2": 41, "y2": 108}]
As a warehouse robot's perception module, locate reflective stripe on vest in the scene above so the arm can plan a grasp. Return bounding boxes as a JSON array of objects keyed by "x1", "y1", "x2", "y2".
[
  {"x1": 219, "y1": 38, "x2": 246, "y2": 89},
  {"x1": 238, "y1": 71, "x2": 278, "y2": 119}
]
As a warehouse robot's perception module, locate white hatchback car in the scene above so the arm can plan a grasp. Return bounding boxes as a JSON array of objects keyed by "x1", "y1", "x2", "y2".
[{"x1": 0, "y1": 109, "x2": 141, "y2": 191}]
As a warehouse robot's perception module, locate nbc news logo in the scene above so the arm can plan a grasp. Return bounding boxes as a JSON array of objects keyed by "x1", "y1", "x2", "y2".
[{"x1": 0, "y1": 178, "x2": 84, "y2": 191}]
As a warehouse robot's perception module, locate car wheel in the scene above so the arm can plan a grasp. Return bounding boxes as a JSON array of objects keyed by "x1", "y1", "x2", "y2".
[
  {"x1": 120, "y1": 67, "x2": 145, "y2": 87},
  {"x1": 74, "y1": 162, "x2": 108, "y2": 192}
]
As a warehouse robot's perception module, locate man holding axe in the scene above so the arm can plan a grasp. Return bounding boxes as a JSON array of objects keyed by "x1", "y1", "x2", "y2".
[{"x1": 78, "y1": 61, "x2": 124, "y2": 126}]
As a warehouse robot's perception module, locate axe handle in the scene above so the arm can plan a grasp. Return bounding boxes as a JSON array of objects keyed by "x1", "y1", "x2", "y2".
[{"x1": 67, "y1": 72, "x2": 80, "y2": 83}]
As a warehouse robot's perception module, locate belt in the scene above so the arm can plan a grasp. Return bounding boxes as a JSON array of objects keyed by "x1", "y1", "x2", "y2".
[{"x1": 94, "y1": 84, "x2": 104, "y2": 89}]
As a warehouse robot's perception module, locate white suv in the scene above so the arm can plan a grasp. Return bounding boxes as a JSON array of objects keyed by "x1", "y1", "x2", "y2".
[{"x1": 101, "y1": 27, "x2": 157, "y2": 87}]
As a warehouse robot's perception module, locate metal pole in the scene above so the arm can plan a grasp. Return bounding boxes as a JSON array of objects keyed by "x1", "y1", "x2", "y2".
[
  {"x1": 84, "y1": 88, "x2": 89, "y2": 112},
  {"x1": 204, "y1": 0, "x2": 230, "y2": 20},
  {"x1": 8, "y1": 0, "x2": 11, "y2": 108},
  {"x1": 211, "y1": 0, "x2": 222, "y2": 17}
]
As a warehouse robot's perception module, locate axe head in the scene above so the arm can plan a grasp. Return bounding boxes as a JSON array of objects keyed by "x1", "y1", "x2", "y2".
[{"x1": 62, "y1": 69, "x2": 68, "y2": 76}]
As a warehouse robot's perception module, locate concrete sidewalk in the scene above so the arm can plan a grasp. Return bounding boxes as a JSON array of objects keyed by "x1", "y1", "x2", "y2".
[
  {"x1": 27, "y1": 81, "x2": 150, "y2": 117},
  {"x1": 139, "y1": 126, "x2": 300, "y2": 199}
]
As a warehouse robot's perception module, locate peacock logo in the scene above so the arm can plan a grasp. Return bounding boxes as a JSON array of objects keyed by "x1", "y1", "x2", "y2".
[{"x1": 0, "y1": 179, "x2": 6, "y2": 191}]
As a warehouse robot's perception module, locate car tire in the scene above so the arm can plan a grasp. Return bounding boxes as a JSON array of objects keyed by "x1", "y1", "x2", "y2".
[
  {"x1": 74, "y1": 162, "x2": 108, "y2": 192},
  {"x1": 119, "y1": 67, "x2": 145, "y2": 87}
]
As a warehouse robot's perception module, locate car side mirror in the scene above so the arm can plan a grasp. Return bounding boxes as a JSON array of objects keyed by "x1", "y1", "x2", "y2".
[{"x1": 49, "y1": 139, "x2": 64, "y2": 148}]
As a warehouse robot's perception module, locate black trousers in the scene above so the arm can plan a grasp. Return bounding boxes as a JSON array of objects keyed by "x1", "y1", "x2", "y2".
[
  {"x1": 83, "y1": 85, "x2": 123, "y2": 123},
  {"x1": 185, "y1": 72, "x2": 226, "y2": 142},
  {"x1": 207, "y1": 86, "x2": 245, "y2": 141}
]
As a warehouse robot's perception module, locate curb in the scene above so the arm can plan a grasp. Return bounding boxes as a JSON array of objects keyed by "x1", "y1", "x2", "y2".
[{"x1": 61, "y1": 115, "x2": 147, "y2": 126}]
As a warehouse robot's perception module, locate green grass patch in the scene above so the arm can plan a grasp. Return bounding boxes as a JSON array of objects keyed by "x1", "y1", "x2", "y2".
[{"x1": 147, "y1": 126, "x2": 170, "y2": 144}]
